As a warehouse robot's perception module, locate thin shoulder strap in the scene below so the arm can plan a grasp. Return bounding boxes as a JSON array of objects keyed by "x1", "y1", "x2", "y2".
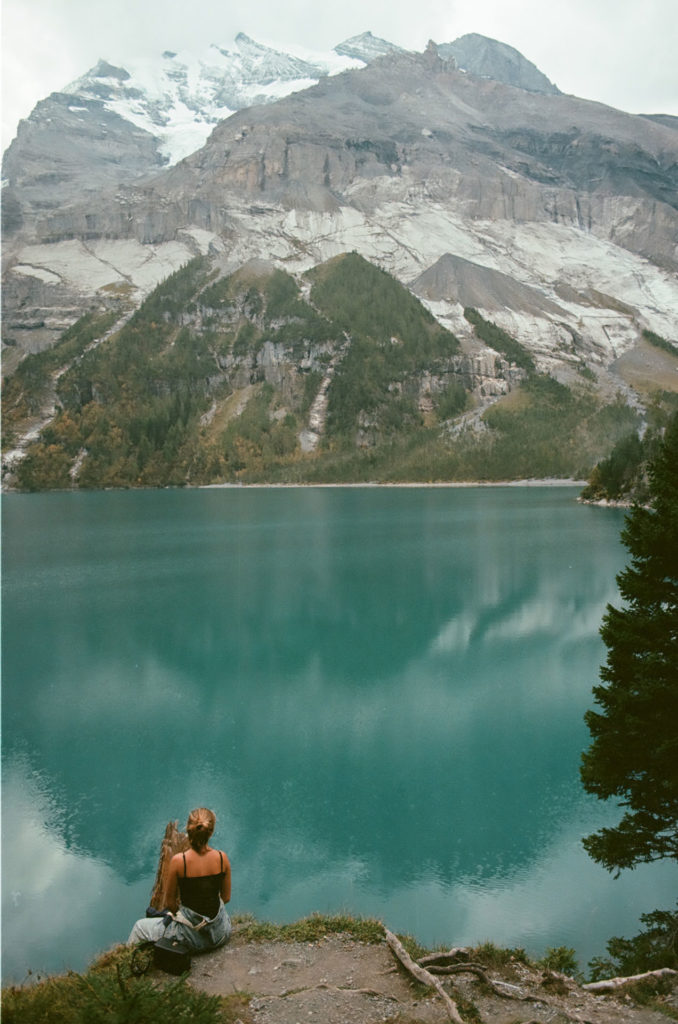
[
  {"x1": 182, "y1": 852, "x2": 187, "y2": 877},
  {"x1": 219, "y1": 851, "x2": 223, "y2": 872}
]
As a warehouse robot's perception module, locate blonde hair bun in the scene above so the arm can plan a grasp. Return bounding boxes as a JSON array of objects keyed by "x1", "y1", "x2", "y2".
[{"x1": 186, "y1": 807, "x2": 216, "y2": 849}]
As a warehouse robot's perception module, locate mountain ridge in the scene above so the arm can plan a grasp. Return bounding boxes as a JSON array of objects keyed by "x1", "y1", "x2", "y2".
[{"x1": 2, "y1": 33, "x2": 677, "y2": 491}]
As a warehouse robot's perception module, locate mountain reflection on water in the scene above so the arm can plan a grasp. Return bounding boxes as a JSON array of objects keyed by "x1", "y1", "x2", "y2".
[{"x1": 3, "y1": 487, "x2": 676, "y2": 981}]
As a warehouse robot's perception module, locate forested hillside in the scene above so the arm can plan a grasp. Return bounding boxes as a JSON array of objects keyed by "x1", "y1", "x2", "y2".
[{"x1": 3, "y1": 253, "x2": 671, "y2": 491}]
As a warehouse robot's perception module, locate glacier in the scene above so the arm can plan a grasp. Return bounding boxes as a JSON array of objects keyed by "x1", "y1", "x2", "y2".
[{"x1": 64, "y1": 35, "x2": 362, "y2": 166}]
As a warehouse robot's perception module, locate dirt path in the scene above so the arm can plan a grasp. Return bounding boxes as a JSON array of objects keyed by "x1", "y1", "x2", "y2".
[{"x1": 190, "y1": 931, "x2": 677, "y2": 1024}]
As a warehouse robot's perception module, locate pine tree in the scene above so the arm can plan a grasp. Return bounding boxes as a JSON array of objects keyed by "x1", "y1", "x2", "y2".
[{"x1": 580, "y1": 413, "x2": 678, "y2": 872}]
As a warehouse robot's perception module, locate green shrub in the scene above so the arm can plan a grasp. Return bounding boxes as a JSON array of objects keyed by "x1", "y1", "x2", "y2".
[
  {"x1": 538, "y1": 946, "x2": 579, "y2": 976},
  {"x1": 436, "y1": 379, "x2": 468, "y2": 420},
  {"x1": 1, "y1": 946, "x2": 227, "y2": 1024},
  {"x1": 15, "y1": 443, "x2": 73, "y2": 491}
]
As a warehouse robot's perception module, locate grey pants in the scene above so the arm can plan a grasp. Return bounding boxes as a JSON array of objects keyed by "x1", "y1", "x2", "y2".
[{"x1": 127, "y1": 902, "x2": 231, "y2": 951}]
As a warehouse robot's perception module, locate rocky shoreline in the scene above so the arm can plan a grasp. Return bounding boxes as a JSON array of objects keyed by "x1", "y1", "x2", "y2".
[
  {"x1": 188, "y1": 926, "x2": 677, "y2": 1024},
  {"x1": 198, "y1": 478, "x2": 588, "y2": 489},
  {"x1": 2, "y1": 477, "x2": 589, "y2": 494},
  {"x1": 5, "y1": 917, "x2": 676, "y2": 1024}
]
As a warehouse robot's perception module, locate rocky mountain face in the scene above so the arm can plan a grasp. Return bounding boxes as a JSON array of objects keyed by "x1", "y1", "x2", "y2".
[
  {"x1": 2, "y1": 33, "x2": 678, "y2": 475},
  {"x1": 0, "y1": 32, "x2": 397, "y2": 236}
]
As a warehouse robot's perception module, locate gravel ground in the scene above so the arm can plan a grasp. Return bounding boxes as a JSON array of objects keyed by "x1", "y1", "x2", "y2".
[{"x1": 188, "y1": 931, "x2": 678, "y2": 1024}]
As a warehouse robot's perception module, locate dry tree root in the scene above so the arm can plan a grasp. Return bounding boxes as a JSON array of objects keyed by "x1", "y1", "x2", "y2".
[
  {"x1": 427, "y1": 962, "x2": 517, "y2": 996},
  {"x1": 388, "y1": 935, "x2": 599, "y2": 1024},
  {"x1": 417, "y1": 948, "x2": 525, "y2": 1001},
  {"x1": 384, "y1": 929, "x2": 465, "y2": 1024}
]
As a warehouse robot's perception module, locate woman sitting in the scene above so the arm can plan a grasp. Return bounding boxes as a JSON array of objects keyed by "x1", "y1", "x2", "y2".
[{"x1": 128, "y1": 807, "x2": 231, "y2": 952}]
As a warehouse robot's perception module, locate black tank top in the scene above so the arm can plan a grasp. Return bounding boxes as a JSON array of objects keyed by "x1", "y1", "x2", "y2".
[{"x1": 178, "y1": 851, "x2": 225, "y2": 919}]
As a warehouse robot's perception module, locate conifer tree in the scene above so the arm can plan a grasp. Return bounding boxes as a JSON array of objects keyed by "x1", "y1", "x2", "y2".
[{"x1": 580, "y1": 413, "x2": 678, "y2": 871}]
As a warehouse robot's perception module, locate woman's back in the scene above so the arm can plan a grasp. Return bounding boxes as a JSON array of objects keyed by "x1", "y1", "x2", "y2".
[
  {"x1": 179, "y1": 849, "x2": 225, "y2": 918},
  {"x1": 181, "y1": 847, "x2": 224, "y2": 877}
]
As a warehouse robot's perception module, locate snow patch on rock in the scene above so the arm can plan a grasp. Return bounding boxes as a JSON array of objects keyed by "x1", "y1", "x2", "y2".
[{"x1": 9, "y1": 238, "x2": 198, "y2": 297}]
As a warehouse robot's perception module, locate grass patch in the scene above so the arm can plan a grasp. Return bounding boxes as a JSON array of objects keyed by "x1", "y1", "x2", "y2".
[
  {"x1": 470, "y1": 942, "x2": 529, "y2": 968},
  {"x1": 233, "y1": 911, "x2": 386, "y2": 944}
]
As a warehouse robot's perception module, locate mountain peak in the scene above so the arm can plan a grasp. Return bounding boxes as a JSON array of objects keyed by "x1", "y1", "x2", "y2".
[
  {"x1": 92, "y1": 59, "x2": 130, "y2": 81},
  {"x1": 440, "y1": 33, "x2": 560, "y2": 95},
  {"x1": 334, "y1": 31, "x2": 405, "y2": 64}
]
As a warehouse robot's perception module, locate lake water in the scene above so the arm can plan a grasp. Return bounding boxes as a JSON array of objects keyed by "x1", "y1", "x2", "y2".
[{"x1": 2, "y1": 486, "x2": 676, "y2": 983}]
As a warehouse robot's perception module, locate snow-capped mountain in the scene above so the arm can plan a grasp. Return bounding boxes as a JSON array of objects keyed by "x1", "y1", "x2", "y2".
[
  {"x1": 0, "y1": 31, "x2": 398, "y2": 243},
  {"x1": 64, "y1": 34, "x2": 362, "y2": 167},
  {"x1": 2, "y1": 32, "x2": 677, "y2": 414},
  {"x1": 47, "y1": 30, "x2": 555, "y2": 168}
]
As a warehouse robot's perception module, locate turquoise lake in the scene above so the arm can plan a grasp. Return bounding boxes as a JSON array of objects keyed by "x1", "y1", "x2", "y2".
[{"x1": 2, "y1": 486, "x2": 676, "y2": 982}]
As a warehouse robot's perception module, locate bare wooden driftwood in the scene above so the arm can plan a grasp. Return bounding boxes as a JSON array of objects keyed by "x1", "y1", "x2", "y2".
[
  {"x1": 419, "y1": 949, "x2": 470, "y2": 967},
  {"x1": 384, "y1": 928, "x2": 465, "y2": 1024},
  {"x1": 149, "y1": 820, "x2": 190, "y2": 909},
  {"x1": 582, "y1": 967, "x2": 677, "y2": 992}
]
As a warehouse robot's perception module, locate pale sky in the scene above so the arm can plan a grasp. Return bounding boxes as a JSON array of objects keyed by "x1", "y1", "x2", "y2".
[{"x1": 2, "y1": 0, "x2": 678, "y2": 153}]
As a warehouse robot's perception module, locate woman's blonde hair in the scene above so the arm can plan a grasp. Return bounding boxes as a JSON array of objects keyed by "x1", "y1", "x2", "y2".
[{"x1": 186, "y1": 807, "x2": 216, "y2": 850}]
